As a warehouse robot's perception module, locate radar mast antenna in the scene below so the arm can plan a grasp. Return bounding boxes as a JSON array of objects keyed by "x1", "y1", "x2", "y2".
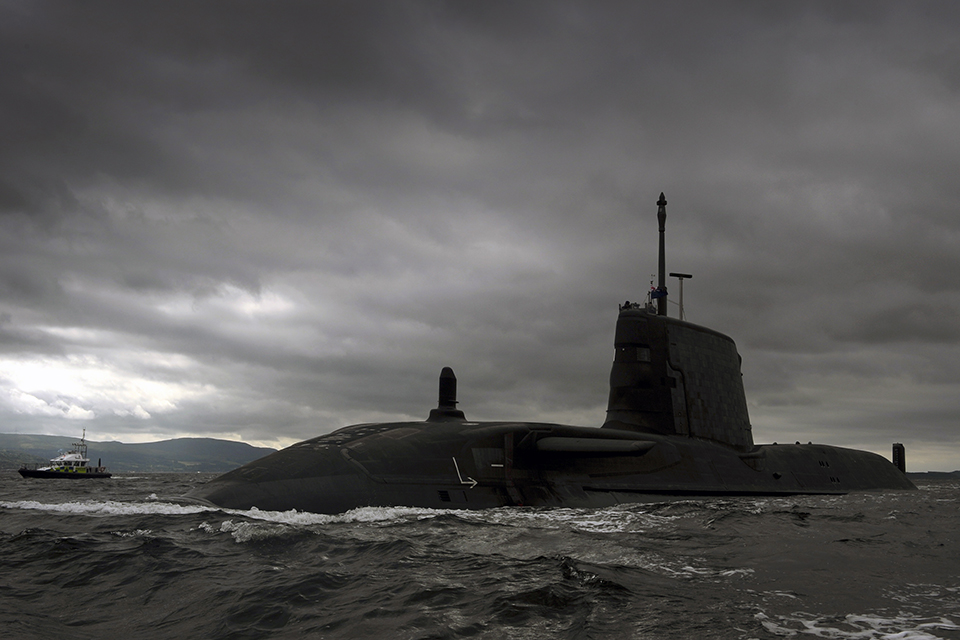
[{"x1": 656, "y1": 193, "x2": 668, "y2": 316}]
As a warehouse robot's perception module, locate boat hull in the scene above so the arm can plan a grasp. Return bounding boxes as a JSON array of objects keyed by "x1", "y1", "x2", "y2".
[{"x1": 18, "y1": 468, "x2": 112, "y2": 479}]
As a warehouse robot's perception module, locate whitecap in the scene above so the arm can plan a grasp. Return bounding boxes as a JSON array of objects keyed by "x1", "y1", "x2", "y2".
[
  {"x1": 756, "y1": 611, "x2": 960, "y2": 639},
  {"x1": 0, "y1": 499, "x2": 214, "y2": 516}
]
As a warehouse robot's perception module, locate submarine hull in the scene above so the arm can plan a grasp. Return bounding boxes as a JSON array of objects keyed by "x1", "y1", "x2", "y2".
[
  {"x1": 186, "y1": 192, "x2": 916, "y2": 516},
  {"x1": 187, "y1": 420, "x2": 914, "y2": 515}
]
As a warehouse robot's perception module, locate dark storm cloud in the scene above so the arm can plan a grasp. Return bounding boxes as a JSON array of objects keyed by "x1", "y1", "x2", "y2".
[{"x1": 1, "y1": 0, "x2": 959, "y2": 469}]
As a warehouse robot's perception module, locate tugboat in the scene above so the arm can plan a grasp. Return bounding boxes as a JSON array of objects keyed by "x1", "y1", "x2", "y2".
[{"x1": 18, "y1": 430, "x2": 112, "y2": 479}]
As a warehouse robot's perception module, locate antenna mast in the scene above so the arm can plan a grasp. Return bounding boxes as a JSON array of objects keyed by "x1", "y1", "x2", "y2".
[
  {"x1": 669, "y1": 272, "x2": 693, "y2": 321},
  {"x1": 656, "y1": 193, "x2": 668, "y2": 316}
]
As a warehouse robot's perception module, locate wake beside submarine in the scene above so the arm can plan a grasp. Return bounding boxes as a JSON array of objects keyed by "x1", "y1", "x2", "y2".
[{"x1": 187, "y1": 193, "x2": 915, "y2": 514}]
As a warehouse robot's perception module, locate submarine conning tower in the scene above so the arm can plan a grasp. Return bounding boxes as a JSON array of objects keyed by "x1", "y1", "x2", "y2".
[{"x1": 602, "y1": 193, "x2": 754, "y2": 452}]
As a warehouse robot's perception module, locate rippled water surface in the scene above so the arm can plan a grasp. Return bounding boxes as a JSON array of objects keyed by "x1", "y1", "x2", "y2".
[{"x1": 1, "y1": 473, "x2": 958, "y2": 639}]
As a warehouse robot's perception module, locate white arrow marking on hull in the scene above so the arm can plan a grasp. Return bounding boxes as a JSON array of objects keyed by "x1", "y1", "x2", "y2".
[{"x1": 452, "y1": 457, "x2": 478, "y2": 489}]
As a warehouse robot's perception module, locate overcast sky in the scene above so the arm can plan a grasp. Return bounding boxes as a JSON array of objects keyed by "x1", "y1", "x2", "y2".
[{"x1": 2, "y1": 1, "x2": 959, "y2": 471}]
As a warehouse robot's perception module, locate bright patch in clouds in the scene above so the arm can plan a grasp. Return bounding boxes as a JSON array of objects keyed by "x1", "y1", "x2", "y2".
[
  {"x1": 0, "y1": 353, "x2": 213, "y2": 420},
  {"x1": 154, "y1": 284, "x2": 297, "y2": 320}
]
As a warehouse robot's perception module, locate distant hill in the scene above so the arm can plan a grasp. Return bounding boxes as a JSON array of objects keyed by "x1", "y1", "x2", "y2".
[
  {"x1": 0, "y1": 433, "x2": 276, "y2": 473},
  {"x1": 908, "y1": 470, "x2": 960, "y2": 480}
]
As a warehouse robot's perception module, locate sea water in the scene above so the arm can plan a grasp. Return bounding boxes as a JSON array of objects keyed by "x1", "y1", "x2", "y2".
[{"x1": 1, "y1": 473, "x2": 958, "y2": 639}]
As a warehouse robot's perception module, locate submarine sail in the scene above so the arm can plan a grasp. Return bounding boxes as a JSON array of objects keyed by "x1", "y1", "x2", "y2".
[{"x1": 186, "y1": 193, "x2": 914, "y2": 514}]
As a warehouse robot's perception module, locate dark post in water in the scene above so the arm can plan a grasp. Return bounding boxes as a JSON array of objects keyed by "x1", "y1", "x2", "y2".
[{"x1": 656, "y1": 192, "x2": 668, "y2": 316}]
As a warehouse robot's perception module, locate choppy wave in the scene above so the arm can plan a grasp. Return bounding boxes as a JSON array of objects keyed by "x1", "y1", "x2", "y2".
[
  {"x1": 1, "y1": 498, "x2": 215, "y2": 516},
  {"x1": 0, "y1": 497, "x2": 450, "y2": 523},
  {"x1": 757, "y1": 612, "x2": 960, "y2": 639}
]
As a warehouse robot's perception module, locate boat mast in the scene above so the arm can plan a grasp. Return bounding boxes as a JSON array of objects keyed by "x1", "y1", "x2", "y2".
[
  {"x1": 656, "y1": 192, "x2": 668, "y2": 316},
  {"x1": 74, "y1": 428, "x2": 88, "y2": 459}
]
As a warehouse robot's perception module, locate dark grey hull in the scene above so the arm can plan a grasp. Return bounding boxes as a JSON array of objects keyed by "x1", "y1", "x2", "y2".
[
  {"x1": 19, "y1": 468, "x2": 112, "y2": 479},
  {"x1": 187, "y1": 420, "x2": 914, "y2": 514}
]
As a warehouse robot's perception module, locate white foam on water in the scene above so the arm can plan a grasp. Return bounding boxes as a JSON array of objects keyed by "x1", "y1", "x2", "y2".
[
  {"x1": 756, "y1": 611, "x2": 960, "y2": 639},
  {"x1": 192, "y1": 505, "x2": 450, "y2": 542},
  {"x1": 0, "y1": 497, "x2": 449, "y2": 522},
  {"x1": 0, "y1": 499, "x2": 215, "y2": 516},
  {"x1": 0, "y1": 496, "x2": 717, "y2": 536},
  {"x1": 755, "y1": 590, "x2": 801, "y2": 600},
  {"x1": 720, "y1": 568, "x2": 755, "y2": 577},
  {"x1": 199, "y1": 519, "x2": 291, "y2": 543},
  {"x1": 638, "y1": 555, "x2": 754, "y2": 580},
  {"x1": 213, "y1": 503, "x2": 685, "y2": 532},
  {"x1": 111, "y1": 529, "x2": 153, "y2": 538},
  {"x1": 455, "y1": 504, "x2": 682, "y2": 533},
  {"x1": 238, "y1": 504, "x2": 448, "y2": 526}
]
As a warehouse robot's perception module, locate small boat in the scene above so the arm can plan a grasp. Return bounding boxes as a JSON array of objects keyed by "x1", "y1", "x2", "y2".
[{"x1": 18, "y1": 430, "x2": 112, "y2": 479}]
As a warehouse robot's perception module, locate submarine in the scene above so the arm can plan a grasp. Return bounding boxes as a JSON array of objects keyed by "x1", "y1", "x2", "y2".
[{"x1": 187, "y1": 193, "x2": 915, "y2": 514}]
